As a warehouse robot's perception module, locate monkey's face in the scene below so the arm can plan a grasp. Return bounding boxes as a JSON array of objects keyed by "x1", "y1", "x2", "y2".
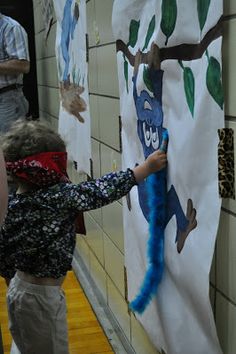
[{"x1": 136, "y1": 90, "x2": 163, "y2": 159}]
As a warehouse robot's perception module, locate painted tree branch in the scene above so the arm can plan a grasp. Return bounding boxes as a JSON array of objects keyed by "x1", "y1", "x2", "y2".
[{"x1": 116, "y1": 16, "x2": 223, "y2": 65}]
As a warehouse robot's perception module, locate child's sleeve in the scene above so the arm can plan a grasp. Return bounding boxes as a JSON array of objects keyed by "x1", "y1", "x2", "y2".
[{"x1": 65, "y1": 168, "x2": 137, "y2": 212}]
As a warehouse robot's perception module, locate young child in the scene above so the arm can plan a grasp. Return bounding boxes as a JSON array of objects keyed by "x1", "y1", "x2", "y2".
[{"x1": 0, "y1": 119, "x2": 167, "y2": 354}]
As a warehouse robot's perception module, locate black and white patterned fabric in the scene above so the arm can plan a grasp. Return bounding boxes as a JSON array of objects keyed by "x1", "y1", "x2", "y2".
[{"x1": 0, "y1": 169, "x2": 136, "y2": 279}]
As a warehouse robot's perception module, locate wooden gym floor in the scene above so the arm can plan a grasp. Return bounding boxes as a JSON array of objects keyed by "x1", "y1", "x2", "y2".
[{"x1": 0, "y1": 271, "x2": 114, "y2": 354}]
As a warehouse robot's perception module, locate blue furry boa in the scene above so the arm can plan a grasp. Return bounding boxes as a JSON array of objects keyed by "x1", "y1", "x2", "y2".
[{"x1": 129, "y1": 131, "x2": 168, "y2": 314}]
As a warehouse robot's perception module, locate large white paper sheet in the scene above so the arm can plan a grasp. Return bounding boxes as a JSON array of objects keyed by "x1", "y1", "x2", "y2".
[
  {"x1": 112, "y1": 1, "x2": 224, "y2": 353},
  {"x1": 53, "y1": 0, "x2": 91, "y2": 174}
]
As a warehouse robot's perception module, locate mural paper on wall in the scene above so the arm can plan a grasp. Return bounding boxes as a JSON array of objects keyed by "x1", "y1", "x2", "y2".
[
  {"x1": 53, "y1": 0, "x2": 91, "y2": 174},
  {"x1": 41, "y1": 0, "x2": 54, "y2": 39},
  {"x1": 112, "y1": 1, "x2": 224, "y2": 353}
]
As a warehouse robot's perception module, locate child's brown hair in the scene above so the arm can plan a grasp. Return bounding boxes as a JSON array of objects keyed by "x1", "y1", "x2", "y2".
[{"x1": 1, "y1": 119, "x2": 66, "y2": 162}]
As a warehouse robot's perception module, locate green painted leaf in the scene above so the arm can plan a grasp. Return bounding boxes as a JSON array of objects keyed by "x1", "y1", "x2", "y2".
[
  {"x1": 72, "y1": 64, "x2": 76, "y2": 84},
  {"x1": 128, "y1": 19, "x2": 140, "y2": 48},
  {"x1": 142, "y1": 15, "x2": 155, "y2": 51},
  {"x1": 206, "y1": 56, "x2": 224, "y2": 109},
  {"x1": 143, "y1": 66, "x2": 154, "y2": 92},
  {"x1": 124, "y1": 59, "x2": 129, "y2": 93},
  {"x1": 183, "y1": 67, "x2": 195, "y2": 117},
  {"x1": 161, "y1": 0, "x2": 177, "y2": 45},
  {"x1": 197, "y1": 0, "x2": 211, "y2": 31}
]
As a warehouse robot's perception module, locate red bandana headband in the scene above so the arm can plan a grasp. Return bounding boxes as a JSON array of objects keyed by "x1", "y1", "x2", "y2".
[
  {"x1": 6, "y1": 152, "x2": 70, "y2": 186},
  {"x1": 6, "y1": 151, "x2": 86, "y2": 235}
]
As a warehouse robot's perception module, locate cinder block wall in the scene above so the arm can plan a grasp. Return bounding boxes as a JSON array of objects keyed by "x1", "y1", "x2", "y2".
[
  {"x1": 33, "y1": 0, "x2": 59, "y2": 130},
  {"x1": 33, "y1": 0, "x2": 236, "y2": 353},
  {"x1": 76, "y1": 1, "x2": 158, "y2": 352}
]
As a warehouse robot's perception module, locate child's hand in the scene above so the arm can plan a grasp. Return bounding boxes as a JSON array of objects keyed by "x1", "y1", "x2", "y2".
[
  {"x1": 133, "y1": 150, "x2": 167, "y2": 183},
  {"x1": 145, "y1": 150, "x2": 167, "y2": 174}
]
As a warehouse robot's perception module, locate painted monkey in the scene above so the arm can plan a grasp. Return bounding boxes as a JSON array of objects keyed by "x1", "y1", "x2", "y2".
[{"x1": 132, "y1": 43, "x2": 197, "y2": 253}]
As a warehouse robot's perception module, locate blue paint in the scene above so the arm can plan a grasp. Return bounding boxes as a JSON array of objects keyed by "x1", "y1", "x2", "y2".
[
  {"x1": 61, "y1": 0, "x2": 79, "y2": 82},
  {"x1": 130, "y1": 65, "x2": 191, "y2": 313},
  {"x1": 130, "y1": 133, "x2": 167, "y2": 313}
]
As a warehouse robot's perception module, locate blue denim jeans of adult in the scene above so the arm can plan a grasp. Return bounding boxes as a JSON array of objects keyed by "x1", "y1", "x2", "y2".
[{"x1": 0, "y1": 88, "x2": 29, "y2": 133}]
